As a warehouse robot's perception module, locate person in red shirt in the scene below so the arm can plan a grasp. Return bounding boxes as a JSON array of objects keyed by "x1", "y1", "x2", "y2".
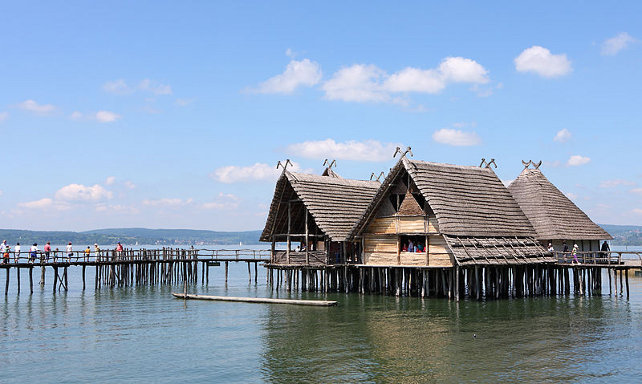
[{"x1": 44, "y1": 242, "x2": 52, "y2": 261}]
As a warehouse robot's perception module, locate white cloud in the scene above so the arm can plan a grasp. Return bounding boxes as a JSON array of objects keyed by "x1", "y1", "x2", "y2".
[
  {"x1": 175, "y1": 98, "x2": 195, "y2": 107},
  {"x1": 514, "y1": 46, "x2": 572, "y2": 78},
  {"x1": 18, "y1": 198, "x2": 54, "y2": 209},
  {"x1": 202, "y1": 193, "x2": 240, "y2": 210},
  {"x1": 601, "y1": 32, "x2": 636, "y2": 56},
  {"x1": 95, "y1": 204, "x2": 139, "y2": 214},
  {"x1": 322, "y1": 57, "x2": 489, "y2": 104},
  {"x1": 251, "y1": 58, "x2": 322, "y2": 94},
  {"x1": 554, "y1": 128, "x2": 572, "y2": 143},
  {"x1": 323, "y1": 64, "x2": 391, "y2": 103},
  {"x1": 95, "y1": 110, "x2": 121, "y2": 123},
  {"x1": 600, "y1": 179, "x2": 635, "y2": 188},
  {"x1": 211, "y1": 162, "x2": 309, "y2": 183},
  {"x1": 138, "y1": 79, "x2": 172, "y2": 95},
  {"x1": 438, "y1": 57, "x2": 489, "y2": 83},
  {"x1": 211, "y1": 163, "x2": 282, "y2": 183},
  {"x1": 105, "y1": 176, "x2": 116, "y2": 185},
  {"x1": 567, "y1": 155, "x2": 591, "y2": 166},
  {"x1": 16, "y1": 99, "x2": 56, "y2": 114},
  {"x1": 103, "y1": 79, "x2": 172, "y2": 95},
  {"x1": 565, "y1": 192, "x2": 578, "y2": 200},
  {"x1": 124, "y1": 181, "x2": 136, "y2": 189},
  {"x1": 70, "y1": 111, "x2": 83, "y2": 120},
  {"x1": 55, "y1": 184, "x2": 113, "y2": 201},
  {"x1": 432, "y1": 128, "x2": 482, "y2": 146},
  {"x1": 385, "y1": 67, "x2": 445, "y2": 94},
  {"x1": 0, "y1": 112, "x2": 8, "y2": 122},
  {"x1": 286, "y1": 139, "x2": 398, "y2": 162},
  {"x1": 632, "y1": 208, "x2": 642, "y2": 215},
  {"x1": 103, "y1": 79, "x2": 131, "y2": 94},
  {"x1": 142, "y1": 198, "x2": 193, "y2": 207},
  {"x1": 630, "y1": 188, "x2": 642, "y2": 195}
]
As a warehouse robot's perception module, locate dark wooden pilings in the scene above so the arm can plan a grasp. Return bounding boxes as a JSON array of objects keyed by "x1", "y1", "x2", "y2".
[{"x1": 265, "y1": 264, "x2": 634, "y2": 299}]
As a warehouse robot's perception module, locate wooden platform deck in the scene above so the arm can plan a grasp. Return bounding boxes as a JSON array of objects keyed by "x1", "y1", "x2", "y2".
[{"x1": 0, "y1": 248, "x2": 270, "y2": 295}]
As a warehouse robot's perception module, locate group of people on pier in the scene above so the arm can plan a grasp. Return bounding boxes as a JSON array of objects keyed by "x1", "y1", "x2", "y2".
[
  {"x1": 547, "y1": 241, "x2": 611, "y2": 265},
  {"x1": 1, "y1": 240, "x2": 125, "y2": 264}
]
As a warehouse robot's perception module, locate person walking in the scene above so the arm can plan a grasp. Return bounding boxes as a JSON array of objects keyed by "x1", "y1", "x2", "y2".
[
  {"x1": 14, "y1": 242, "x2": 20, "y2": 263},
  {"x1": 94, "y1": 243, "x2": 100, "y2": 262},
  {"x1": 572, "y1": 243, "x2": 580, "y2": 265},
  {"x1": 66, "y1": 242, "x2": 73, "y2": 262}
]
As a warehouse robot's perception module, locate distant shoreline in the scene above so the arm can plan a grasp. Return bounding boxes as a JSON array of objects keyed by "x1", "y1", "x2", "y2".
[
  {"x1": 2, "y1": 224, "x2": 642, "y2": 246},
  {"x1": 0, "y1": 228, "x2": 263, "y2": 246}
]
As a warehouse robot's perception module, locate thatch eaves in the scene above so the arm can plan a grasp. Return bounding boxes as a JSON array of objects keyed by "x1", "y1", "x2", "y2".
[
  {"x1": 508, "y1": 168, "x2": 612, "y2": 240},
  {"x1": 261, "y1": 171, "x2": 380, "y2": 242}
]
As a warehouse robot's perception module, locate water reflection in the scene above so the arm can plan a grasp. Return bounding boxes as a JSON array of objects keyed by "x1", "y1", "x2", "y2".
[{"x1": 259, "y1": 294, "x2": 637, "y2": 382}]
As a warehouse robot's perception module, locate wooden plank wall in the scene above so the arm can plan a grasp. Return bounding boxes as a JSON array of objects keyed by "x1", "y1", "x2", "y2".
[{"x1": 363, "y1": 217, "x2": 453, "y2": 267}]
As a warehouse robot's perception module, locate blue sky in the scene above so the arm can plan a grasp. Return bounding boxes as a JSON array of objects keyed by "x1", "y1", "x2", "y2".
[{"x1": 1, "y1": 1, "x2": 641, "y2": 231}]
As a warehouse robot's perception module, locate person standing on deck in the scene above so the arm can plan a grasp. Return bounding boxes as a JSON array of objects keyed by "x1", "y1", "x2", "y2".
[
  {"x1": 84, "y1": 246, "x2": 91, "y2": 261},
  {"x1": 2, "y1": 241, "x2": 10, "y2": 264},
  {"x1": 116, "y1": 242, "x2": 123, "y2": 260},
  {"x1": 562, "y1": 241, "x2": 569, "y2": 263},
  {"x1": 572, "y1": 243, "x2": 579, "y2": 265},
  {"x1": 66, "y1": 242, "x2": 73, "y2": 262},
  {"x1": 408, "y1": 240, "x2": 414, "y2": 253},
  {"x1": 29, "y1": 243, "x2": 38, "y2": 263},
  {"x1": 44, "y1": 242, "x2": 51, "y2": 261},
  {"x1": 94, "y1": 243, "x2": 100, "y2": 262},
  {"x1": 600, "y1": 241, "x2": 610, "y2": 261},
  {"x1": 14, "y1": 242, "x2": 20, "y2": 263}
]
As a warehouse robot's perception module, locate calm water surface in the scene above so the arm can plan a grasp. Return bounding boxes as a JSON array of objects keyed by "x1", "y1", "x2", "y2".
[{"x1": 2, "y1": 246, "x2": 641, "y2": 383}]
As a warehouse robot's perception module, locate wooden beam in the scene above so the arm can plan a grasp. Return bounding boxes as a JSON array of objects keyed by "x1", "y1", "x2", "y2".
[
  {"x1": 287, "y1": 202, "x2": 291, "y2": 264},
  {"x1": 305, "y1": 207, "x2": 309, "y2": 265}
]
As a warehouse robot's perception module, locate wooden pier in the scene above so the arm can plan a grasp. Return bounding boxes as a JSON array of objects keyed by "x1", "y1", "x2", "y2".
[
  {"x1": 265, "y1": 250, "x2": 642, "y2": 300},
  {"x1": 0, "y1": 248, "x2": 269, "y2": 295}
]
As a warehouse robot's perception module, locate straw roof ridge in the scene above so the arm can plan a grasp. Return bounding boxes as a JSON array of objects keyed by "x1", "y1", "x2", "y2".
[{"x1": 508, "y1": 168, "x2": 612, "y2": 240}]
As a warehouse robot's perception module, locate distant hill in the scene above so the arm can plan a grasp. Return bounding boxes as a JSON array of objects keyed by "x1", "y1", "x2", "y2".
[
  {"x1": 600, "y1": 224, "x2": 642, "y2": 246},
  {"x1": 0, "y1": 228, "x2": 262, "y2": 246}
]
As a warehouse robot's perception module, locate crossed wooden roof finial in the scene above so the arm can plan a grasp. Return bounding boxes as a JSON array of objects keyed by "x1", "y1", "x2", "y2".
[
  {"x1": 393, "y1": 146, "x2": 413, "y2": 159},
  {"x1": 323, "y1": 159, "x2": 337, "y2": 169},
  {"x1": 521, "y1": 160, "x2": 542, "y2": 170},
  {"x1": 276, "y1": 159, "x2": 293, "y2": 173},
  {"x1": 370, "y1": 171, "x2": 385, "y2": 181},
  {"x1": 480, "y1": 158, "x2": 497, "y2": 169}
]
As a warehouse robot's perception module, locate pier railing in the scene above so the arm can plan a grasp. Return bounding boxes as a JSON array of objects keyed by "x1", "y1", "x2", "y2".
[
  {"x1": 554, "y1": 251, "x2": 642, "y2": 267},
  {"x1": 0, "y1": 248, "x2": 270, "y2": 265}
]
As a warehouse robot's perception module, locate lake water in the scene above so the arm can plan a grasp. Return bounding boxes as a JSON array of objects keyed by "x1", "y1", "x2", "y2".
[{"x1": 2, "y1": 246, "x2": 642, "y2": 383}]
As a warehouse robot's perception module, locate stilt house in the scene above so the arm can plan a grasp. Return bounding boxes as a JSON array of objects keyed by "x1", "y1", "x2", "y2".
[
  {"x1": 348, "y1": 158, "x2": 553, "y2": 267},
  {"x1": 508, "y1": 166, "x2": 612, "y2": 251},
  {"x1": 261, "y1": 169, "x2": 380, "y2": 265}
]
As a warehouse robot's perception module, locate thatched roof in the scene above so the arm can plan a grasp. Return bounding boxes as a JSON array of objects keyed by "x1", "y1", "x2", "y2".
[
  {"x1": 261, "y1": 171, "x2": 380, "y2": 242},
  {"x1": 508, "y1": 168, "x2": 612, "y2": 240},
  {"x1": 350, "y1": 158, "x2": 538, "y2": 238},
  {"x1": 444, "y1": 235, "x2": 553, "y2": 266}
]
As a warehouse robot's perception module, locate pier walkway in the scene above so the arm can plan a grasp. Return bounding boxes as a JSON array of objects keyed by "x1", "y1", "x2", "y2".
[{"x1": 0, "y1": 248, "x2": 270, "y2": 294}]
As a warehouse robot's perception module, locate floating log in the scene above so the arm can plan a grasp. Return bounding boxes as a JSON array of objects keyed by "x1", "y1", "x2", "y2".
[{"x1": 171, "y1": 293, "x2": 337, "y2": 306}]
